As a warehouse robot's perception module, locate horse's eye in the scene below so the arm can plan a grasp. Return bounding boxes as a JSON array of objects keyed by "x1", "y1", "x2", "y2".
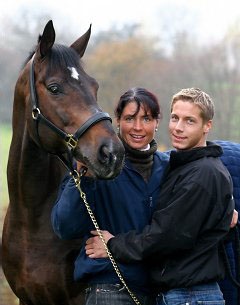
[{"x1": 47, "y1": 84, "x2": 61, "y2": 95}]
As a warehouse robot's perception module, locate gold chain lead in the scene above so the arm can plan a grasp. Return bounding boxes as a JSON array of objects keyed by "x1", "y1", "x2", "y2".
[{"x1": 72, "y1": 171, "x2": 142, "y2": 305}]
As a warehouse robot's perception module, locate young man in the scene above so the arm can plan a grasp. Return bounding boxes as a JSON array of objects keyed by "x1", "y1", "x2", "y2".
[{"x1": 86, "y1": 88, "x2": 235, "y2": 305}]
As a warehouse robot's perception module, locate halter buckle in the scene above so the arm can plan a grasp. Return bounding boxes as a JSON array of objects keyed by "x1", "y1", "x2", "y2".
[{"x1": 65, "y1": 134, "x2": 78, "y2": 149}]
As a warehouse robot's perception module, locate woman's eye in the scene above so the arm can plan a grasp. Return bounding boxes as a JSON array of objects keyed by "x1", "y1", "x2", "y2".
[
  {"x1": 144, "y1": 117, "x2": 151, "y2": 122},
  {"x1": 47, "y1": 84, "x2": 61, "y2": 95}
]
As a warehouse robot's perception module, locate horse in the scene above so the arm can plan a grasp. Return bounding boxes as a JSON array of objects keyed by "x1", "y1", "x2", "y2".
[{"x1": 2, "y1": 20, "x2": 125, "y2": 305}]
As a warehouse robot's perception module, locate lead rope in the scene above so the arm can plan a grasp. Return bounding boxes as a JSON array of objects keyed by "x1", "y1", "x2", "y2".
[{"x1": 71, "y1": 170, "x2": 142, "y2": 305}]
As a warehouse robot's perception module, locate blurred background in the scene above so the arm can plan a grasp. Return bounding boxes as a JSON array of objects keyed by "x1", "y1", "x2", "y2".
[{"x1": 1, "y1": 0, "x2": 240, "y2": 303}]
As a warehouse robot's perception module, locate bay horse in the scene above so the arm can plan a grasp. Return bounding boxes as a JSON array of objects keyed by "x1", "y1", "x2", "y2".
[{"x1": 2, "y1": 20, "x2": 124, "y2": 305}]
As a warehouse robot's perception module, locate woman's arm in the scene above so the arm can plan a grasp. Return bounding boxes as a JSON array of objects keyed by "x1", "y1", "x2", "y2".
[{"x1": 51, "y1": 174, "x2": 94, "y2": 239}]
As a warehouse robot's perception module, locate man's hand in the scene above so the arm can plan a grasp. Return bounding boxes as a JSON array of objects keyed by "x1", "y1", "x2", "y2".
[
  {"x1": 230, "y1": 209, "x2": 238, "y2": 228},
  {"x1": 85, "y1": 230, "x2": 114, "y2": 258}
]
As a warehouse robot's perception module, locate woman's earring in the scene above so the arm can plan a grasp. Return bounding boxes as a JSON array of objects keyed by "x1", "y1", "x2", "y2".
[
  {"x1": 117, "y1": 126, "x2": 120, "y2": 131},
  {"x1": 155, "y1": 128, "x2": 158, "y2": 132}
]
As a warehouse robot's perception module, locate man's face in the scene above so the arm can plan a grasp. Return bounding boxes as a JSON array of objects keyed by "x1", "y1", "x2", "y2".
[{"x1": 169, "y1": 100, "x2": 212, "y2": 150}]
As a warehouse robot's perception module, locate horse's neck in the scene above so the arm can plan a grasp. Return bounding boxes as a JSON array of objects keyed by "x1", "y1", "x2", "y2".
[{"x1": 7, "y1": 124, "x2": 65, "y2": 210}]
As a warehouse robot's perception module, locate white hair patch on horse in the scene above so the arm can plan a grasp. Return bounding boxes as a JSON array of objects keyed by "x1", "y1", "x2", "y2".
[{"x1": 68, "y1": 67, "x2": 79, "y2": 80}]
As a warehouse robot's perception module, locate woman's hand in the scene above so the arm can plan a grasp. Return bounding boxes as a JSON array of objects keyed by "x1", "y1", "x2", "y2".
[{"x1": 85, "y1": 230, "x2": 114, "y2": 258}]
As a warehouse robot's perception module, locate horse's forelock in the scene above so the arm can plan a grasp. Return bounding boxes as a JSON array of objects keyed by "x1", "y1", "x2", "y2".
[{"x1": 48, "y1": 44, "x2": 81, "y2": 72}]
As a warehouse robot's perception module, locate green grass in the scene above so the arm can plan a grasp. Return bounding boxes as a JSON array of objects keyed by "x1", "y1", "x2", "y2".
[
  {"x1": 0, "y1": 124, "x2": 12, "y2": 228},
  {"x1": 0, "y1": 124, "x2": 19, "y2": 305}
]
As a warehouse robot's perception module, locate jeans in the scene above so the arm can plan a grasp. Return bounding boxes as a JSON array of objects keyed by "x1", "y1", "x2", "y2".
[
  {"x1": 156, "y1": 282, "x2": 225, "y2": 305},
  {"x1": 85, "y1": 283, "x2": 156, "y2": 305}
]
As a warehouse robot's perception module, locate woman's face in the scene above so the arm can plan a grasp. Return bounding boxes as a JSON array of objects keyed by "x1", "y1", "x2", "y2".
[{"x1": 117, "y1": 101, "x2": 158, "y2": 150}]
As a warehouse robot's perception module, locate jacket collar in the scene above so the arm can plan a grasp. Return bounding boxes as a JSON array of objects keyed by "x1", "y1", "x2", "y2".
[{"x1": 169, "y1": 141, "x2": 223, "y2": 170}]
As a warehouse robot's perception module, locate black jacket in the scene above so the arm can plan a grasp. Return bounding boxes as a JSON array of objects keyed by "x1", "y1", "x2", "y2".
[{"x1": 108, "y1": 142, "x2": 234, "y2": 290}]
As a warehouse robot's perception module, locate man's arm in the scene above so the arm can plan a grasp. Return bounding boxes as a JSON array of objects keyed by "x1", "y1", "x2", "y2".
[
  {"x1": 86, "y1": 180, "x2": 233, "y2": 262},
  {"x1": 86, "y1": 208, "x2": 237, "y2": 259}
]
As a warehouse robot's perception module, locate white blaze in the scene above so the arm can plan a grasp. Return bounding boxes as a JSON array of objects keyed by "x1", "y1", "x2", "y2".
[{"x1": 68, "y1": 67, "x2": 79, "y2": 80}]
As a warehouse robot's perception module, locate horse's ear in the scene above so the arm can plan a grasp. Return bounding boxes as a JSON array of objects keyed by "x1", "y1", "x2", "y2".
[
  {"x1": 70, "y1": 25, "x2": 91, "y2": 58},
  {"x1": 38, "y1": 20, "x2": 55, "y2": 58}
]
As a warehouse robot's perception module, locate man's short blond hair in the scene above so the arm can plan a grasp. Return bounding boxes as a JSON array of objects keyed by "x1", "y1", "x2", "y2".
[{"x1": 171, "y1": 88, "x2": 214, "y2": 121}]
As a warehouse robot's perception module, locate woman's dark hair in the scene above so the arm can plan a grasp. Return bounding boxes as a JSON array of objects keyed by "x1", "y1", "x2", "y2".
[{"x1": 114, "y1": 87, "x2": 162, "y2": 120}]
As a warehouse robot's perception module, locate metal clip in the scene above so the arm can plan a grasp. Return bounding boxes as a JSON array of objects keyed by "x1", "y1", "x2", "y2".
[{"x1": 70, "y1": 170, "x2": 80, "y2": 187}]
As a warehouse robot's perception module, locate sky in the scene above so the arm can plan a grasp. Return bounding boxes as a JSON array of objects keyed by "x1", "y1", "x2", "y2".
[{"x1": 1, "y1": 0, "x2": 240, "y2": 46}]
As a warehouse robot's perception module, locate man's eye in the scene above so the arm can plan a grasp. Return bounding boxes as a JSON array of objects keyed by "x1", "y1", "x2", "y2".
[{"x1": 170, "y1": 115, "x2": 178, "y2": 122}]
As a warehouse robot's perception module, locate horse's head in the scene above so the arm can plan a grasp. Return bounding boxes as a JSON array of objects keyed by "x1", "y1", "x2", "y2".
[{"x1": 22, "y1": 20, "x2": 124, "y2": 179}]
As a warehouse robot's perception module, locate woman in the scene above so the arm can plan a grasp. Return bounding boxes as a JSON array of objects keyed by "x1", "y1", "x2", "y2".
[{"x1": 51, "y1": 87, "x2": 169, "y2": 305}]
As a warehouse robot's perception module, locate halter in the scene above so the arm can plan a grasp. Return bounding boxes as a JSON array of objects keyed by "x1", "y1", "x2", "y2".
[{"x1": 29, "y1": 54, "x2": 112, "y2": 172}]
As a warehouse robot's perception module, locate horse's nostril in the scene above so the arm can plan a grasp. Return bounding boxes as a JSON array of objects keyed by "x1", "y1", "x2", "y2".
[{"x1": 98, "y1": 145, "x2": 113, "y2": 165}]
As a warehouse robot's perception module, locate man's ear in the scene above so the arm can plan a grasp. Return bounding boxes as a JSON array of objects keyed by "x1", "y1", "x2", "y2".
[{"x1": 204, "y1": 120, "x2": 212, "y2": 133}]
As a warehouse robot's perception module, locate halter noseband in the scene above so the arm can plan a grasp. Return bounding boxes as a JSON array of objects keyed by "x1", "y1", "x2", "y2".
[{"x1": 29, "y1": 54, "x2": 112, "y2": 172}]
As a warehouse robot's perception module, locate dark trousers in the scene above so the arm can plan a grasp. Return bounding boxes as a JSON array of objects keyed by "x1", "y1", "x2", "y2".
[{"x1": 85, "y1": 283, "x2": 156, "y2": 305}]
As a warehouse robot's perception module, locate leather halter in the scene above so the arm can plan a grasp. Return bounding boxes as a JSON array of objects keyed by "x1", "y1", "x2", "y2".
[{"x1": 29, "y1": 54, "x2": 112, "y2": 172}]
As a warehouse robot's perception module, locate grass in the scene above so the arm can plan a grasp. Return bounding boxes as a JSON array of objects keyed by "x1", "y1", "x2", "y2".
[
  {"x1": 0, "y1": 124, "x2": 18, "y2": 305},
  {"x1": 0, "y1": 124, "x2": 12, "y2": 233}
]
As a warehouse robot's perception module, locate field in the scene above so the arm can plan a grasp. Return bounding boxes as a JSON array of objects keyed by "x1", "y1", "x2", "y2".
[
  {"x1": 0, "y1": 124, "x2": 12, "y2": 223},
  {"x1": 0, "y1": 124, "x2": 18, "y2": 304}
]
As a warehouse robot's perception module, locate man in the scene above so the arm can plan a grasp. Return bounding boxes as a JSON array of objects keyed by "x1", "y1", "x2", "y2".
[{"x1": 86, "y1": 88, "x2": 235, "y2": 305}]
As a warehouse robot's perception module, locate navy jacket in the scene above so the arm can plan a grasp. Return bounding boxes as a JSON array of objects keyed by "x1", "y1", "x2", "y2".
[{"x1": 51, "y1": 151, "x2": 169, "y2": 294}]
